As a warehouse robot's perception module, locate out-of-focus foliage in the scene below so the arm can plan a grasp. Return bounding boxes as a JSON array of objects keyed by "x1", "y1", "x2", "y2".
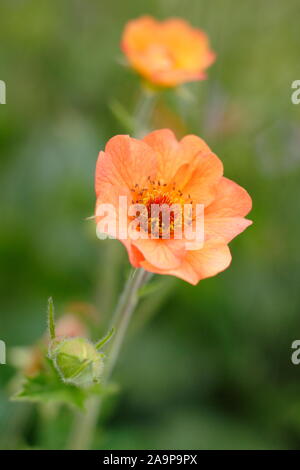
[
  {"x1": 0, "y1": 0, "x2": 300, "y2": 450},
  {"x1": 13, "y1": 358, "x2": 89, "y2": 410}
]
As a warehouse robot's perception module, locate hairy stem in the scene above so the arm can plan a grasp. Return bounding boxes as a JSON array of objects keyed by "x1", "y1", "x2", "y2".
[
  {"x1": 68, "y1": 268, "x2": 148, "y2": 450},
  {"x1": 68, "y1": 83, "x2": 158, "y2": 450}
]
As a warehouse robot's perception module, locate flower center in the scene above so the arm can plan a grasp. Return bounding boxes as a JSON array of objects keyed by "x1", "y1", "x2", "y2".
[{"x1": 130, "y1": 177, "x2": 193, "y2": 238}]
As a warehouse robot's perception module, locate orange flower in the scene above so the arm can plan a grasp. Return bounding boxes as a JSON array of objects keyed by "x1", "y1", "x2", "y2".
[
  {"x1": 121, "y1": 16, "x2": 216, "y2": 87},
  {"x1": 95, "y1": 129, "x2": 252, "y2": 285}
]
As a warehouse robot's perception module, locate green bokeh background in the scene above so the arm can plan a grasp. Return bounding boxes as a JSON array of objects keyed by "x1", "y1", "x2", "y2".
[{"x1": 1, "y1": 0, "x2": 300, "y2": 449}]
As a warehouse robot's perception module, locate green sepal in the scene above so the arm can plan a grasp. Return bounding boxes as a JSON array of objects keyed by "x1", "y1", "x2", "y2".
[
  {"x1": 95, "y1": 327, "x2": 115, "y2": 350},
  {"x1": 51, "y1": 337, "x2": 104, "y2": 388},
  {"x1": 47, "y1": 297, "x2": 56, "y2": 341}
]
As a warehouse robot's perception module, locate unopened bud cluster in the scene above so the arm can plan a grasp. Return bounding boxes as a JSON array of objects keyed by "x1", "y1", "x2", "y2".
[{"x1": 47, "y1": 298, "x2": 113, "y2": 388}]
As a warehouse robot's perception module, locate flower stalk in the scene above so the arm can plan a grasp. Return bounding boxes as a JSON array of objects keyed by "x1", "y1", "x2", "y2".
[
  {"x1": 68, "y1": 268, "x2": 149, "y2": 449},
  {"x1": 133, "y1": 86, "x2": 157, "y2": 137}
]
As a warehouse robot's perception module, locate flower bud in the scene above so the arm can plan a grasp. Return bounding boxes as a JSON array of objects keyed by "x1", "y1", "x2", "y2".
[{"x1": 50, "y1": 337, "x2": 104, "y2": 388}]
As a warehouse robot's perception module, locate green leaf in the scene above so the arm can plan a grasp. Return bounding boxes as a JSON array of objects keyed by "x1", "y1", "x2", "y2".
[
  {"x1": 11, "y1": 358, "x2": 117, "y2": 409},
  {"x1": 47, "y1": 297, "x2": 56, "y2": 340},
  {"x1": 12, "y1": 359, "x2": 87, "y2": 410}
]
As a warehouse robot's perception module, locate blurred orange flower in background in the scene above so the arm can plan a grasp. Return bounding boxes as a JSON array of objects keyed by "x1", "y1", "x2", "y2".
[
  {"x1": 121, "y1": 16, "x2": 216, "y2": 87},
  {"x1": 95, "y1": 129, "x2": 252, "y2": 285}
]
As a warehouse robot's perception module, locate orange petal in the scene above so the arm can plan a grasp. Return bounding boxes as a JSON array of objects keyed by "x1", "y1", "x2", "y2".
[
  {"x1": 205, "y1": 177, "x2": 252, "y2": 218},
  {"x1": 203, "y1": 177, "x2": 252, "y2": 243},
  {"x1": 140, "y1": 241, "x2": 232, "y2": 285},
  {"x1": 95, "y1": 150, "x2": 130, "y2": 204},
  {"x1": 142, "y1": 129, "x2": 180, "y2": 182},
  {"x1": 204, "y1": 217, "x2": 252, "y2": 243},
  {"x1": 179, "y1": 155, "x2": 223, "y2": 206},
  {"x1": 95, "y1": 135, "x2": 158, "y2": 239},
  {"x1": 161, "y1": 19, "x2": 216, "y2": 71},
  {"x1": 178, "y1": 134, "x2": 213, "y2": 168},
  {"x1": 121, "y1": 240, "x2": 144, "y2": 268},
  {"x1": 173, "y1": 136, "x2": 223, "y2": 206},
  {"x1": 132, "y1": 238, "x2": 185, "y2": 270},
  {"x1": 96, "y1": 135, "x2": 157, "y2": 197},
  {"x1": 121, "y1": 16, "x2": 158, "y2": 53},
  {"x1": 169, "y1": 242, "x2": 232, "y2": 284},
  {"x1": 143, "y1": 131, "x2": 222, "y2": 204}
]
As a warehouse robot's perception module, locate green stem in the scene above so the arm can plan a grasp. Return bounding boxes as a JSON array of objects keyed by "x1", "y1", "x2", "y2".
[
  {"x1": 68, "y1": 83, "x2": 158, "y2": 450},
  {"x1": 68, "y1": 268, "x2": 148, "y2": 450},
  {"x1": 133, "y1": 86, "x2": 157, "y2": 138},
  {"x1": 105, "y1": 268, "x2": 148, "y2": 378},
  {"x1": 95, "y1": 239, "x2": 124, "y2": 326}
]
